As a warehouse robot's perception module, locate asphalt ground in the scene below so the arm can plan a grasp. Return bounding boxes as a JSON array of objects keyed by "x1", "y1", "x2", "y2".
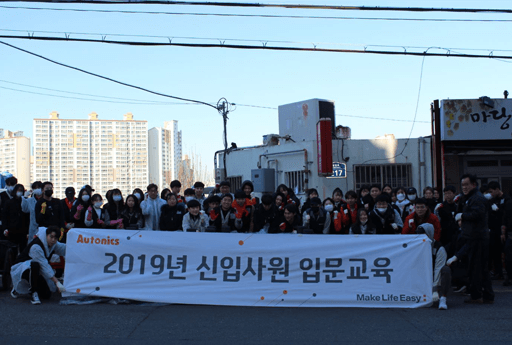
[{"x1": 1, "y1": 280, "x2": 511, "y2": 345}]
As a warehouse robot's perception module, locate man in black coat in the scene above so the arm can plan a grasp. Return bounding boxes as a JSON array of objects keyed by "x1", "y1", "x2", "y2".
[{"x1": 455, "y1": 174, "x2": 494, "y2": 303}]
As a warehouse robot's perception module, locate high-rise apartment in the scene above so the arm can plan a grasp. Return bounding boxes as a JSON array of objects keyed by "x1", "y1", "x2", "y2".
[
  {"x1": 148, "y1": 120, "x2": 182, "y2": 191},
  {"x1": 0, "y1": 129, "x2": 31, "y2": 187},
  {"x1": 33, "y1": 111, "x2": 148, "y2": 198}
]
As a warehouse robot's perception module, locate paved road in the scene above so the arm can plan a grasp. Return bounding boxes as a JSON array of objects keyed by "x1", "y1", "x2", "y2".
[{"x1": 1, "y1": 281, "x2": 511, "y2": 344}]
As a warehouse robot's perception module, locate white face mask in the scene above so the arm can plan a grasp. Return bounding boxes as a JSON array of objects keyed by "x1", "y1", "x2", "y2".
[
  {"x1": 16, "y1": 191, "x2": 23, "y2": 197},
  {"x1": 94, "y1": 201, "x2": 103, "y2": 209},
  {"x1": 377, "y1": 207, "x2": 387, "y2": 213},
  {"x1": 82, "y1": 195, "x2": 90, "y2": 202},
  {"x1": 484, "y1": 193, "x2": 492, "y2": 200},
  {"x1": 7, "y1": 186, "x2": 14, "y2": 193},
  {"x1": 408, "y1": 194, "x2": 417, "y2": 201},
  {"x1": 185, "y1": 196, "x2": 194, "y2": 202},
  {"x1": 134, "y1": 193, "x2": 142, "y2": 200},
  {"x1": 113, "y1": 195, "x2": 122, "y2": 202},
  {"x1": 324, "y1": 204, "x2": 334, "y2": 212},
  {"x1": 397, "y1": 193, "x2": 406, "y2": 201},
  {"x1": 33, "y1": 188, "x2": 42, "y2": 196}
]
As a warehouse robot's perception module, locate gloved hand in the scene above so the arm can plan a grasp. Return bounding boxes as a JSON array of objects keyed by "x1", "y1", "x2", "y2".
[
  {"x1": 455, "y1": 213, "x2": 462, "y2": 222},
  {"x1": 434, "y1": 203, "x2": 443, "y2": 212},
  {"x1": 24, "y1": 190, "x2": 31, "y2": 198},
  {"x1": 97, "y1": 219, "x2": 104, "y2": 225},
  {"x1": 86, "y1": 210, "x2": 93, "y2": 221},
  {"x1": 432, "y1": 291, "x2": 439, "y2": 302},
  {"x1": 492, "y1": 204, "x2": 499, "y2": 211},
  {"x1": 77, "y1": 204, "x2": 84, "y2": 212},
  {"x1": 209, "y1": 209, "x2": 218, "y2": 221},
  {"x1": 3, "y1": 229, "x2": 8, "y2": 237},
  {"x1": 41, "y1": 202, "x2": 47, "y2": 214},
  {"x1": 65, "y1": 223, "x2": 74, "y2": 230},
  {"x1": 56, "y1": 281, "x2": 66, "y2": 293},
  {"x1": 344, "y1": 209, "x2": 349, "y2": 214},
  {"x1": 235, "y1": 211, "x2": 243, "y2": 219},
  {"x1": 447, "y1": 256, "x2": 458, "y2": 266},
  {"x1": 409, "y1": 219, "x2": 414, "y2": 226},
  {"x1": 118, "y1": 221, "x2": 124, "y2": 229},
  {"x1": 279, "y1": 222, "x2": 286, "y2": 231},
  {"x1": 454, "y1": 195, "x2": 460, "y2": 203},
  {"x1": 391, "y1": 223, "x2": 398, "y2": 230}
]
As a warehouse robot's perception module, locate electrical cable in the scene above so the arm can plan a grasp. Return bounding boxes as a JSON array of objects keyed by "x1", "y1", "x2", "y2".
[
  {"x1": 3, "y1": 5, "x2": 512, "y2": 22},
  {"x1": 1, "y1": 1, "x2": 512, "y2": 14},
  {"x1": 1, "y1": 35, "x2": 511, "y2": 60},
  {"x1": 0, "y1": 40, "x2": 218, "y2": 110}
]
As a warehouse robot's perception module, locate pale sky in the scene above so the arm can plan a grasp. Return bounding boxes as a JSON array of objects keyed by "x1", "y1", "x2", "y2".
[{"x1": 1, "y1": 0, "x2": 511, "y2": 176}]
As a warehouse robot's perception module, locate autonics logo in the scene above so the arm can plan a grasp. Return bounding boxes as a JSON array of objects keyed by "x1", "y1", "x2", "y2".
[{"x1": 76, "y1": 234, "x2": 120, "y2": 246}]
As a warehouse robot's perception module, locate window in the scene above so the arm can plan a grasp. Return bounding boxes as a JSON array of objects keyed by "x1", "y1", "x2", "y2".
[
  {"x1": 354, "y1": 164, "x2": 412, "y2": 191},
  {"x1": 285, "y1": 170, "x2": 306, "y2": 194},
  {"x1": 227, "y1": 176, "x2": 242, "y2": 191}
]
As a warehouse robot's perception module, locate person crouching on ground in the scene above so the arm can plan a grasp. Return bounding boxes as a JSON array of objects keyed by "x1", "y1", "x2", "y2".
[{"x1": 10, "y1": 226, "x2": 66, "y2": 305}]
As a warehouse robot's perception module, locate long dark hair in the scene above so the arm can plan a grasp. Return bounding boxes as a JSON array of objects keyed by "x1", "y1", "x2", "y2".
[
  {"x1": 124, "y1": 194, "x2": 141, "y2": 213},
  {"x1": 76, "y1": 188, "x2": 92, "y2": 207}
]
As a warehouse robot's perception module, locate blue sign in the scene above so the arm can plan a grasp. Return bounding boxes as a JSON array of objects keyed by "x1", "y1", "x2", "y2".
[{"x1": 327, "y1": 162, "x2": 347, "y2": 178}]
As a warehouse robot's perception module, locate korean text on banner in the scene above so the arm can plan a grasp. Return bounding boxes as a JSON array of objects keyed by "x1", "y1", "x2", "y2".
[{"x1": 64, "y1": 229, "x2": 433, "y2": 308}]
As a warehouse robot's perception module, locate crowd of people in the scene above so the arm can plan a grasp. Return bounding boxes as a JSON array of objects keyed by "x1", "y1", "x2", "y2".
[{"x1": 1, "y1": 174, "x2": 511, "y2": 309}]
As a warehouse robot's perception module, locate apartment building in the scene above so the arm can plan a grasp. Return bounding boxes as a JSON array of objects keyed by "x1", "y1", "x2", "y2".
[
  {"x1": 33, "y1": 111, "x2": 148, "y2": 198},
  {"x1": 148, "y1": 120, "x2": 182, "y2": 191},
  {"x1": 0, "y1": 129, "x2": 31, "y2": 187}
]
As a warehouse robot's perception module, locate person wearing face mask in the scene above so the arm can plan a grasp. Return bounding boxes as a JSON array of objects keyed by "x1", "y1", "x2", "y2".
[
  {"x1": 2, "y1": 184, "x2": 30, "y2": 251},
  {"x1": 401, "y1": 198, "x2": 442, "y2": 241},
  {"x1": 350, "y1": 208, "x2": 376, "y2": 235},
  {"x1": 60, "y1": 187, "x2": 76, "y2": 232},
  {"x1": 84, "y1": 194, "x2": 107, "y2": 228},
  {"x1": 402, "y1": 187, "x2": 418, "y2": 220},
  {"x1": 69, "y1": 188, "x2": 92, "y2": 232},
  {"x1": 394, "y1": 187, "x2": 410, "y2": 220},
  {"x1": 140, "y1": 184, "x2": 166, "y2": 230},
  {"x1": 369, "y1": 194, "x2": 403, "y2": 234},
  {"x1": 21, "y1": 181, "x2": 43, "y2": 244},
  {"x1": 324, "y1": 197, "x2": 345, "y2": 234},
  {"x1": 183, "y1": 188, "x2": 196, "y2": 206},
  {"x1": 104, "y1": 189, "x2": 125, "y2": 229},
  {"x1": 35, "y1": 181, "x2": 64, "y2": 231},
  {"x1": 301, "y1": 188, "x2": 319, "y2": 216},
  {"x1": 0, "y1": 176, "x2": 18, "y2": 206},
  {"x1": 302, "y1": 197, "x2": 331, "y2": 234},
  {"x1": 132, "y1": 188, "x2": 144, "y2": 203}
]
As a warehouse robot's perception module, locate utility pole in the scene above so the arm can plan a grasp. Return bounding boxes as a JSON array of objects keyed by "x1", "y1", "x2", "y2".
[{"x1": 217, "y1": 98, "x2": 234, "y2": 178}]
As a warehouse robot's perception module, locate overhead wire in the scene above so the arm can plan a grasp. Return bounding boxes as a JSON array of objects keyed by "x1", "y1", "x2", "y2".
[
  {"x1": 1, "y1": 1, "x2": 512, "y2": 14},
  {"x1": 0, "y1": 40, "x2": 218, "y2": 110},
  {"x1": 2, "y1": 5, "x2": 512, "y2": 22},
  {"x1": 1, "y1": 35, "x2": 511, "y2": 60}
]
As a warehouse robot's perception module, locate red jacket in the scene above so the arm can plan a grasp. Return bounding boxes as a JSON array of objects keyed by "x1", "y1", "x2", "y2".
[{"x1": 402, "y1": 211, "x2": 441, "y2": 241}]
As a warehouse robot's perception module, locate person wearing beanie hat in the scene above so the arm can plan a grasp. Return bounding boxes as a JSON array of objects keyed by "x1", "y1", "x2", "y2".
[
  {"x1": 302, "y1": 197, "x2": 331, "y2": 234},
  {"x1": 182, "y1": 199, "x2": 208, "y2": 232}
]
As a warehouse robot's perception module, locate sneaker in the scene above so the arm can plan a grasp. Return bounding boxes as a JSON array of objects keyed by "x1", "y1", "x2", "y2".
[
  {"x1": 31, "y1": 292, "x2": 41, "y2": 305},
  {"x1": 11, "y1": 288, "x2": 19, "y2": 299},
  {"x1": 454, "y1": 285, "x2": 466, "y2": 294},
  {"x1": 438, "y1": 297, "x2": 447, "y2": 310}
]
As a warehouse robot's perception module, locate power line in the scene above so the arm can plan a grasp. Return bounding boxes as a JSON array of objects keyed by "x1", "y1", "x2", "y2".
[
  {"x1": 0, "y1": 40, "x2": 218, "y2": 110},
  {"x1": 3, "y1": 5, "x2": 512, "y2": 22},
  {"x1": 2, "y1": 35, "x2": 511, "y2": 60},
  {"x1": 337, "y1": 114, "x2": 429, "y2": 124},
  {"x1": 2, "y1": 1, "x2": 512, "y2": 14}
]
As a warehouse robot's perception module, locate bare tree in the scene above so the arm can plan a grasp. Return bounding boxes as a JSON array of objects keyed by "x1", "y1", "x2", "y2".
[{"x1": 176, "y1": 149, "x2": 215, "y2": 188}]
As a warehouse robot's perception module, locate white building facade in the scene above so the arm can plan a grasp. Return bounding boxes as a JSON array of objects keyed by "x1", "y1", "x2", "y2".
[
  {"x1": 33, "y1": 111, "x2": 148, "y2": 198},
  {"x1": 0, "y1": 129, "x2": 31, "y2": 187},
  {"x1": 148, "y1": 120, "x2": 182, "y2": 191}
]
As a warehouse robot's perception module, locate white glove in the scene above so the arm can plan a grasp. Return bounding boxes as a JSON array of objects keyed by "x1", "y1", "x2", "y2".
[
  {"x1": 24, "y1": 190, "x2": 31, "y2": 198},
  {"x1": 3, "y1": 229, "x2": 8, "y2": 237},
  {"x1": 66, "y1": 223, "x2": 74, "y2": 229},
  {"x1": 455, "y1": 213, "x2": 462, "y2": 222},
  {"x1": 434, "y1": 203, "x2": 442, "y2": 212},
  {"x1": 344, "y1": 209, "x2": 348, "y2": 214},
  {"x1": 56, "y1": 281, "x2": 66, "y2": 293},
  {"x1": 409, "y1": 219, "x2": 414, "y2": 225},
  {"x1": 391, "y1": 223, "x2": 398, "y2": 230},
  {"x1": 492, "y1": 204, "x2": 499, "y2": 211},
  {"x1": 447, "y1": 256, "x2": 458, "y2": 266},
  {"x1": 432, "y1": 291, "x2": 439, "y2": 302}
]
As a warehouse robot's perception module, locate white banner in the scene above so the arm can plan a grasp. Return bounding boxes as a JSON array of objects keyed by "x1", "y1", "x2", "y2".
[{"x1": 64, "y1": 229, "x2": 433, "y2": 308}]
